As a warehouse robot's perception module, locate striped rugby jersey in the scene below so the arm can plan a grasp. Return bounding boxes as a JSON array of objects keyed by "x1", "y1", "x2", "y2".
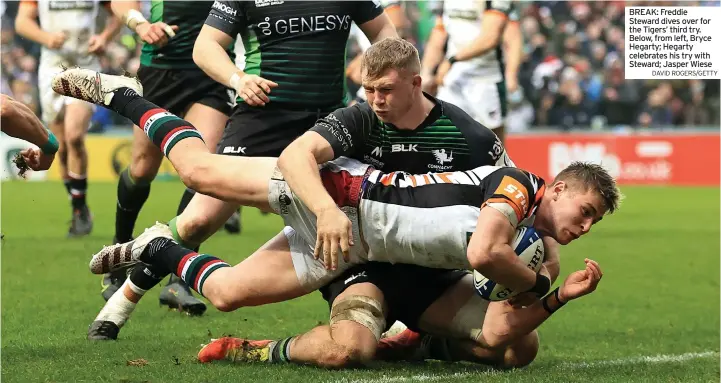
[{"x1": 356, "y1": 164, "x2": 545, "y2": 269}]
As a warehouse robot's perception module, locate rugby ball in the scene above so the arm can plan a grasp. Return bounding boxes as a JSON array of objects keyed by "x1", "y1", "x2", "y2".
[{"x1": 473, "y1": 226, "x2": 545, "y2": 301}]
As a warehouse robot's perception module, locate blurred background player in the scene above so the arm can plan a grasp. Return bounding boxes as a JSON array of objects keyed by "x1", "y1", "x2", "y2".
[
  {"x1": 421, "y1": 0, "x2": 517, "y2": 144},
  {"x1": 85, "y1": 0, "x2": 398, "y2": 339},
  {"x1": 160, "y1": 1, "x2": 395, "y2": 256},
  {"x1": 96, "y1": 1, "x2": 240, "y2": 316},
  {"x1": 14, "y1": 0, "x2": 121, "y2": 236}
]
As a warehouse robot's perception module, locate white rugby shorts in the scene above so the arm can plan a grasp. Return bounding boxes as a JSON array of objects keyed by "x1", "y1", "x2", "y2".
[{"x1": 437, "y1": 78, "x2": 506, "y2": 130}]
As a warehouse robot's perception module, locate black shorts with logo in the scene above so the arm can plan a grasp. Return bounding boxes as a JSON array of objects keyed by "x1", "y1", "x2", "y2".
[
  {"x1": 320, "y1": 263, "x2": 469, "y2": 333},
  {"x1": 137, "y1": 65, "x2": 233, "y2": 117},
  {"x1": 216, "y1": 102, "x2": 334, "y2": 157}
]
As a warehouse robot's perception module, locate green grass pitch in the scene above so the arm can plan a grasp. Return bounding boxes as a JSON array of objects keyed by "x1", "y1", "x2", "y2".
[{"x1": 1, "y1": 181, "x2": 719, "y2": 382}]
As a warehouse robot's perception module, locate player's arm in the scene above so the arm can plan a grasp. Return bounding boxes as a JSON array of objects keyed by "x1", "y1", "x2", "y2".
[
  {"x1": 502, "y1": 9, "x2": 523, "y2": 93},
  {"x1": 0, "y1": 95, "x2": 57, "y2": 171},
  {"x1": 420, "y1": 17, "x2": 447, "y2": 91},
  {"x1": 278, "y1": 107, "x2": 367, "y2": 215},
  {"x1": 87, "y1": 2, "x2": 123, "y2": 54},
  {"x1": 467, "y1": 170, "x2": 550, "y2": 295},
  {"x1": 479, "y1": 259, "x2": 602, "y2": 349},
  {"x1": 277, "y1": 106, "x2": 368, "y2": 268},
  {"x1": 14, "y1": 1, "x2": 65, "y2": 49},
  {"x1": 467, "y1": 209, "x2": 540, "y2": 293},
  {"x1": 447, "y1": 2, "x2": 509, "y2": 62},
  {"x1": 0, "y1": 95, "x2": 55, "y2": 150},
  {"x1": 354, "y1": 1, "x2": 399, "y2": 43},
  {"x1": 383, "y1": 2, "x2": 411, "y2": 38},
  {"x1": 194, "y1": 1, "x2": 277, "y2": 106},
  {"x1": 111, "y1": 0, "x2": 178, "y2": 47},
  {"x1": 98, "y1": 2, "x2": 122, "y2": 41}
]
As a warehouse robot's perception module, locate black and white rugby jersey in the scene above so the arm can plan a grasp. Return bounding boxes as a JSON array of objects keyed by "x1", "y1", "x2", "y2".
[{"x1": 357, "y1": 164, "x2": 546, "y2": 270}]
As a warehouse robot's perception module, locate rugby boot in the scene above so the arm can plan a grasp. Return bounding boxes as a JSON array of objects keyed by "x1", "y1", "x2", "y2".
[
  {"x1": 51, "y1": 67, "x2": 143, "y2": 107},
  {"x1": 89, "y1": 222, "x2": 173, "y2": 275},
  {"x1": 87, "y1": 320, "x2": 120, "y2": 341},
  {"x1": 100, "y1": 236, "x2": 133, "y2": 301},
  {"x1": 68, "y1": 205, "x2": 93, "y2": 237},
  {"x1": 159, "y1": 277, "x2": 207, "y2": 316},
  {"x1": 198, "y1": 337, "x2": 273, "y2": 363},
  {"x1": 377, "y1": 327, "x2": 424, "y2": 361}
]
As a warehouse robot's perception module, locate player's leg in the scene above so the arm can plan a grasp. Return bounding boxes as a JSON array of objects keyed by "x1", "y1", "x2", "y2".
[
  {"x1": 173, "y1": 195, "x2": 239, "y2": 248},
  {"x1": 101, "y1": 126, "x2": 162, "y2": 301},
  {"x1": 170, "y1": 97, "x2": 233, "y2": 244},
  {"x1": 63, "y1": 99, "x2": 94, "y2": 237},
  {"x1": 112, "y1": 65, "x2": 171, "y2": 245},
  {"x1": 114, "y1": 126, "x2": 163, "y2": 243},
  {"x1": 49, "y1": 119, "x2": 71, "y2": 196},
  {"x1": 89, "y1": 227, "x2": 335, "y2": 340},
  {"x1": 286, "y1": 282, "x2": 384, "y2": 367},
  {"x1": 52, "y1": 68, "x2": 278, "y2": 207},
  {"x1": 38, "y1": 67, "x2": 73, "y2": 206},
  {"x1": 87, "y1": 152, "x2": 277, "y2": 340},
  {"x1": 169, "y1": 103, "x2": 318, "y2": 249},
  {"x1": 159, "y1": 101, "x2": 230, "y2": 313},
  {"x1": 198, "y1": 282, "x2": 385, "y2": 368},
  {"x1": 171, "y1": 72, "x2": 234, "y2": 228}
]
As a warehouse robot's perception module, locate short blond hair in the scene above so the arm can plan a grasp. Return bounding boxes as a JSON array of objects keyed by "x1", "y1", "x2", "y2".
[
  {"x1": 553, "y1": 162, "x2": 623, "y2": 214},
  {"x1": 361, "y1": 37, "x2": 420, "y2": 80}
]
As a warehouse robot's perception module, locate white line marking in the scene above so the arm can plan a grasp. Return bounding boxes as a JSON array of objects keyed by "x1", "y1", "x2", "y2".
[
  {"x1": 561, "y1": 350, "x2": 718, "y2": 369},
  {"x1": 336, "y1": 351, "x2": 719, "y2": 383}
]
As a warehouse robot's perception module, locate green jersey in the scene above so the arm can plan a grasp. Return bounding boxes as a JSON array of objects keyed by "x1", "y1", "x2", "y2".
[
  {"x1": 140, "y1": 1, "x2": 235, "y2": 70},
  {"x1": 205, "y1": 0, "x2": 383, "y2": 109}
]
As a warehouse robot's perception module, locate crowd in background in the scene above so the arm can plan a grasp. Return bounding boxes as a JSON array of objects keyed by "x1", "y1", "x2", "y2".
[{"x1": 2, "y1": 0, "x2": 719, "y2": 133}]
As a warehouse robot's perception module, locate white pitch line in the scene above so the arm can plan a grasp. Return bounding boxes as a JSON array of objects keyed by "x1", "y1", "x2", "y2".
[
  {"x1": 336, "y1": 351, "x2": 719, "y2": 383},
  {"x1": 561, "y1": 350, "x2": 719, "y2": 369}
]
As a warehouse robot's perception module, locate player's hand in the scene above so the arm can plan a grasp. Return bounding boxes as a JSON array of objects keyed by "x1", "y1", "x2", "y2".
[
  {"x1": 87, "y1": 35, "x2": 108, "y2": 54},
  {"x1": 314, "y1": 206, "x2": 354, "y2": 271},
  {"x1": 135, "y1": 22, "x2": 178, "y2": 48},
  {"x1": 20, "y1": 147, "x2": 55, "y2": 171},
  {"x1": 558, "y1": 258, "x2": 602, "y2": 302},
  {"x1": 435, "y1": 60, "x2": 452, "y2": 86},
  {"x1": 45, "y1": 31, "x2": 67, "y2": 50},
  {"x1": 507, "y1": 264, "x2": 550, "y2": 307},
  {"x1": 232, "y1": 73, "x2": 279, "y2": 107}
]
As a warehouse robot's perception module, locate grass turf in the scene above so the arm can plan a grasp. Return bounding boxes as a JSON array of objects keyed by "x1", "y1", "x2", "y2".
[{"x1": 1, "y1": 181, "x2": 719, "y2": 382}]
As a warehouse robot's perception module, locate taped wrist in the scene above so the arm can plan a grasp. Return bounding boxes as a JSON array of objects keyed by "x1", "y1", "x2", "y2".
[
  {"x1": 125, "y1": 9, "x2": 148, "y2": 30},
  {"x1": 229, "y1": 72, "x2": 244, "y2": 91},
  {"x1": 528, "y1": 273, "x2": 551, "y2": 297},
  {"x1": 541, "y1": 287, "x2": 566, "y2": 314}
]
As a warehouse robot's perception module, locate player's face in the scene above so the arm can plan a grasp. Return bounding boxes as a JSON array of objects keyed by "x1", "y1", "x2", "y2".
[
  {"x1": 362, "y1": 68, "x2": 418, "y2": 123},
  {"x1": 547, "y1": 182, "x2": 607, "y2": 245}
]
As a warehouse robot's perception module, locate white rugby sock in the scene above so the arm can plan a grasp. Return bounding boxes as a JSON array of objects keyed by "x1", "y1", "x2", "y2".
[{"x1": 95, "y1": 278, "x2": 146, "y2": 327}]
